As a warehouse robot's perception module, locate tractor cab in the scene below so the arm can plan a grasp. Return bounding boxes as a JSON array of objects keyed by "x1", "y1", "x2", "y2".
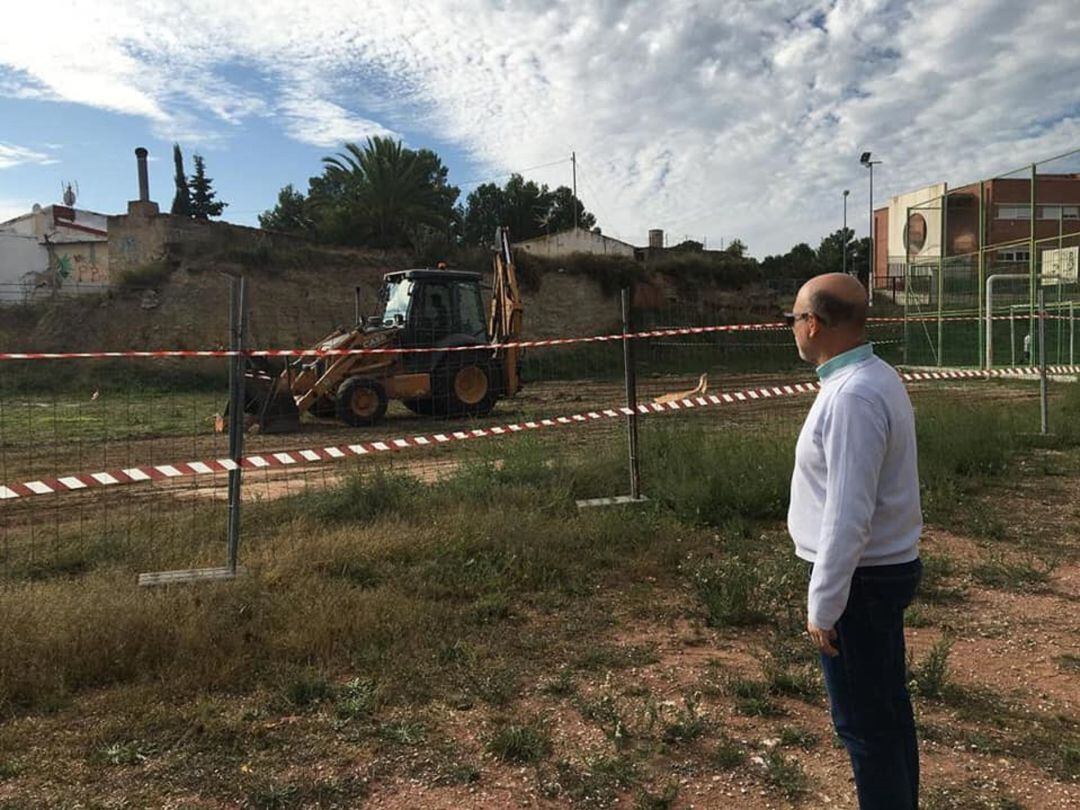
[{"x1": 376, "y1": 270, "x2": 489, "y2": 372}]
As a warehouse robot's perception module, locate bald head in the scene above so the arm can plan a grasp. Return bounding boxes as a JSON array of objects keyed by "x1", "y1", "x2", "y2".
[{"x1": 797, "y1": 273, "x2": 868, "y2": 332}]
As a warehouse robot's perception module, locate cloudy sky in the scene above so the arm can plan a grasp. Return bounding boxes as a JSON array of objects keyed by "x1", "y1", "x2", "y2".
[{"x1": 1, "y1": 0, "x2": 1078, "y2": 256}]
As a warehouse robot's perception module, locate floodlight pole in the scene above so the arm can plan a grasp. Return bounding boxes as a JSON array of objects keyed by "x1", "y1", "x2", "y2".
[
  {"x1": 842, "y1": 190, "x2": 850, "y2": 276},
  {"x1": 862, "y1": 153, "x2": 882, "y2": 306}
]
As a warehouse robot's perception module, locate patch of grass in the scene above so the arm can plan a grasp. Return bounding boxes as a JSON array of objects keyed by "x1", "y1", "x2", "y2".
[
  {"x1": 333, "y1": 677, "x2": 377, "y2": 721},
  {"x1": 917, "y1": 553, "x2": 966, "y2": 604},
  {"x1": 647, "y1": 426, "x2": 795, "y2": 525},
  {"x1": 377, "y1": 719, "x2": 426, "y2": 746},
  {"x1": 282, "y1": 672, "x2": 334, "y2": 709},
  {"x1": 909, "y1": 637, "x2": 952, "y2": 700},
  {"x1": 487, "y1": 722, "x2": 551, "y2": 764},
  {"x1": 730, "y1": 679, "x2": 784, "y2": 718},
  {"x1": 635, "y1": 781, "x2": 679, "y2": 810},
  {"x1": 245, "y1": 782, "x2": 300, "y2": 809},
  {"x1": 0, "y1": 759, "x2": 22, "y2": 780},
  {"x1": 970, "y1": 551, "x2": 1056, "y2": 593},
  {"x1": 661, "y1": 694, "x2": 705, "y2": 744},
  {"x1": 923, "y1": 782, "x2": 1023, "y2": 810},
  {"x1": 763, "y1": 661, "x2": 822, "y2": 703},
  {"x1": 286, "y1": 469, "x2": 423, "y2": 527},
  {"x1": 762, "y1": 750, "x2": 808, "y2": 799},
  {"x1": 540, "y1": 668, "x2": 577, "y2": 698},
  {"x1": 711, "y1": 735, "x2": 747, "y2": 769},
  {"x1": 97, "y1": 740, "x2": 153, "y2": 766},
  {"x1": 574, "y1": 643, "x2": 659, "y2": 672},
  {"x1": 689, "y1": 545, "x2": 805, "y2": 630},
  {"x1": 550, "y1": 756, "x2": 637, "y2": 806},
  {"x1": 779, "y1": 726, "x2": 820, "y2": 750}
]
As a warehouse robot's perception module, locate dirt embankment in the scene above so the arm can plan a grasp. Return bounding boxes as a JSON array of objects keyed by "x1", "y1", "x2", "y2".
[{"x1": 0, "y1": 228, "x2": 780, "y2": 354}]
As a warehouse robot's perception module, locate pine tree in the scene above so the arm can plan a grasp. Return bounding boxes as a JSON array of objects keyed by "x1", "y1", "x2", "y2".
[
  {"x1": 170, "y1": 144, "x2": 191, "y2": 216},
  {"x1": 188, "y1": 154, "x2": 227, "y2": 220}
]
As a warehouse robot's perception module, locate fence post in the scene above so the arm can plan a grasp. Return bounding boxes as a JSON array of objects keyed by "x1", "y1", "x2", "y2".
[
  {"x1": 1038, "y1": 287, "x2": 1048, "y2": 435},
  {"x1": 622, "y1": 288, "x2": 642, "y2": 501},
  {"x1": 226, "y1": 276, "x2": 247, "y2": 574}
]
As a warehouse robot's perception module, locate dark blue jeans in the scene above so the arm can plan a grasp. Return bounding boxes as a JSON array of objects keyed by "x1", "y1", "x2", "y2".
[{"x1": 818, "y1": 558, "x2": 922, "y2": 810}]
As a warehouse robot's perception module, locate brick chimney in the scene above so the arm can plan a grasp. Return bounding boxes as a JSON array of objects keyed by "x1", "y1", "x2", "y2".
[{"x1": 127, "y1": 146, "x2": 160, "y2": 217}]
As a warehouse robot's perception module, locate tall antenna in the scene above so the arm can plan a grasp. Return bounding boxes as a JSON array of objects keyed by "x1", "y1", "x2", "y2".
[{"x1": 61, "y1": 181, "x2": 78, "y2": 207}]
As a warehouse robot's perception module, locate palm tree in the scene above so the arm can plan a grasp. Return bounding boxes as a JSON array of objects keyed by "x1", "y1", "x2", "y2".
[{"x1": 320, "y1": 137, "x2": 456, "y2": 248}]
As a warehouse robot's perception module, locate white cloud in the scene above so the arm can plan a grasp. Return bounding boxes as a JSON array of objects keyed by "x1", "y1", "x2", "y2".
[
  {"x1": 0, "y1": 0, "x2": 1078, "y2": 253},
  {"x1": 0, "y1": 142, "x2": 56, "y2": 170},
  {"x1": 278, "y1": 93, "x2": 396, "y2": 148}
]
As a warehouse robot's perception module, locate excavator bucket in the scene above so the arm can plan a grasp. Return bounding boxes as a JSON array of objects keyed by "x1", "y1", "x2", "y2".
[{"x1": 238, "y1": 361, "x2": 301, "y2": 434}]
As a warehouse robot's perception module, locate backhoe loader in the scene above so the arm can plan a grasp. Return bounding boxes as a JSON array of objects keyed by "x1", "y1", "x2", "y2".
[{"x1": 240, "y1": 227, "x2": 523, "y2": 433}]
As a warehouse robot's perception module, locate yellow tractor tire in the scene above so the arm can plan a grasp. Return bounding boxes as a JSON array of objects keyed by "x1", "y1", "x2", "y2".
[
  {"x1": 336, "y1": 377, "x2": 388, "y2": 427},
  {"x1": 434, "y1": 357, "x2": 498, "y2": 417}
]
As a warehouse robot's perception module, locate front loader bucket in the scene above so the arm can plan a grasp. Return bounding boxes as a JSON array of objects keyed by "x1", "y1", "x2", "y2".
[{"x1": 243, "y1": 370, "x2": 301, "y2": 434}]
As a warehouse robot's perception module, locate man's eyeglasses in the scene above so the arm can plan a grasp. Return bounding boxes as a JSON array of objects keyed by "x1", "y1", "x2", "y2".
[{"x1": 784, "y1": 311, "x2": 813, "y2": 328}]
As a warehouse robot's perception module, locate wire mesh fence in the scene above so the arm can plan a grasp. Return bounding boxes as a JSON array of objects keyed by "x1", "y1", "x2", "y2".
[
  {"x1": 896, "y1": 148, "x2": 1080, "y2": 368},
  {"x1": 2, "y1": 272, "x2": 1077, "y2": 586}
]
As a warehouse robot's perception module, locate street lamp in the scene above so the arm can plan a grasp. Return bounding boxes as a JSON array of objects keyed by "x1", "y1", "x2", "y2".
[
  {"x1": 860, "y1": 152, "x2": 882, "y2": 304},
  {"x1": 842, "y1": 189, "x2": 850, "y2": 276}
]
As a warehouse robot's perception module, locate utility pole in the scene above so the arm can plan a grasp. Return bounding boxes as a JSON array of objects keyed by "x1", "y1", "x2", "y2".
[{"x1": 571, "y1": 151, "x2": 578, "y2": 231}]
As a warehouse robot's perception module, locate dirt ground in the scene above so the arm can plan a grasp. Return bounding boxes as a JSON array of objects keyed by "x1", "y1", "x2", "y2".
[{"x1": 0, "y1": 433, "x2": 1077, "y2": 808}]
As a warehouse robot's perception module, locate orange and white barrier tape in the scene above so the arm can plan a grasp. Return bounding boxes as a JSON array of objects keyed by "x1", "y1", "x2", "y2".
[{"x1": 2, "y1": 365, "x2": 1076, "y2": 501}]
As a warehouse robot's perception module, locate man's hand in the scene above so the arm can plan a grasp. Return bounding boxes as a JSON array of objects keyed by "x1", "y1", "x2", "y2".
[{"x1": 807, "y1": 620, "x2": 839, "y2": 657}]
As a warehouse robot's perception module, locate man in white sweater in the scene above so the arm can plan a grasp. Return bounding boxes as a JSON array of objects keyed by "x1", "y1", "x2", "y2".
[{"x1": 786, "y1": 273, "x2": 923, "y2": 810}]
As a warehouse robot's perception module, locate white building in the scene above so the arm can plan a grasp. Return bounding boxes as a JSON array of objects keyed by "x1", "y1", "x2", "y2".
[
  {"x1": 512, "y1": 226, "x2": 637, "y2": 259},
  {"x1": 0, "y1": 204, "x2": 110, "y2": 302}
]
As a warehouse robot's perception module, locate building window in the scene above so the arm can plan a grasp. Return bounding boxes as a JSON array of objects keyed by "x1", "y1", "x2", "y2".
[
  {"x1": 997, "y1": 248, "x2": 1030, "y2": 262},
  {"x1": 996, "y1": 205, "x2": 1031, "y2": 220},
  {"x1": 1039, "y1": 205, "x2": 1080, "y2": 220}
]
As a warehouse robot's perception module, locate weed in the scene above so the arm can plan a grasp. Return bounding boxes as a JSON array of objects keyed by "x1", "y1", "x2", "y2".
[
  {"x1": 923, "y1": 782, "x2": 1023, "y2": 810},
  {"x1": 334, "y1": 677, "x2": 377, "y2": 720},
  {"x1": 550, "y1": 756, "x2": 637, "y2": 806},
  {"x1": 970, "y1": 551, "x2": 1056, "y2": 593},
  {"x1": 762, "y1": 750, "x2": 808, "y2": 798},
  {"x1": 575, "y1": 643, "x2": 659, "y2": 672},
  {"x1": 762, "y1": 659, "x2": 822, "y2": 702},
  {"x1": 730, "y1": 679, "x2": 784, "y2": 717},
  {"x1": 711, "y1": 735, "x2": 747, "y2": 769},
  {"x1": 577, "y1": 690, "x2": 630, "y2": 746},
  {"x1": 909, "y1": 637, "x2": 952, "y2": 700},
  {"x1": 661, "y1": 694, "x2": 705, "y2": 744},
  {"x1": 98, "y1": 740, "x2": 153, "y2": 766},
  {"x1": 636, "y1": 781, "x2": 679, "y2": 810},
  {"x1": 246, "y1": 782, "x2": 300, "y2": 809},
  {"x1": 0, "y1": 760, "x2": 21, "y2": 780},
  {"x1": 378, "y1": 720, "x2": 426, "y2": 746},
  {"x1": 487, "y1": 722, "x2": 551, "y2": 764},
  {"x1": 540, "y1": 668, "x2": 577, "y2": 698},
  {"x1": 282, "y1": 672, "x2": 334, "y2": 709},
  {"x1": 917, "y1": 553, "x2": 966, "y2": 604},
  {"x1": 905, "y1": 605, "x2": 934, "y2": 627},
  {"x1": 779, "y1": 726, "x2": 820, "y2": 750}
]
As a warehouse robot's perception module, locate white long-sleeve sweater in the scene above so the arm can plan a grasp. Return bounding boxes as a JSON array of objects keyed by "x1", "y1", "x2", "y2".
[{"x1": 787, "y1": 344, "x2": 922, "y2": 629}]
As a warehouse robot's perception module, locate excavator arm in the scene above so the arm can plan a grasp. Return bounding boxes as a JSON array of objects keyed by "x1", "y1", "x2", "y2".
[{"x1": 488, "y1": 227, "x2": 524, "y2": 396}]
